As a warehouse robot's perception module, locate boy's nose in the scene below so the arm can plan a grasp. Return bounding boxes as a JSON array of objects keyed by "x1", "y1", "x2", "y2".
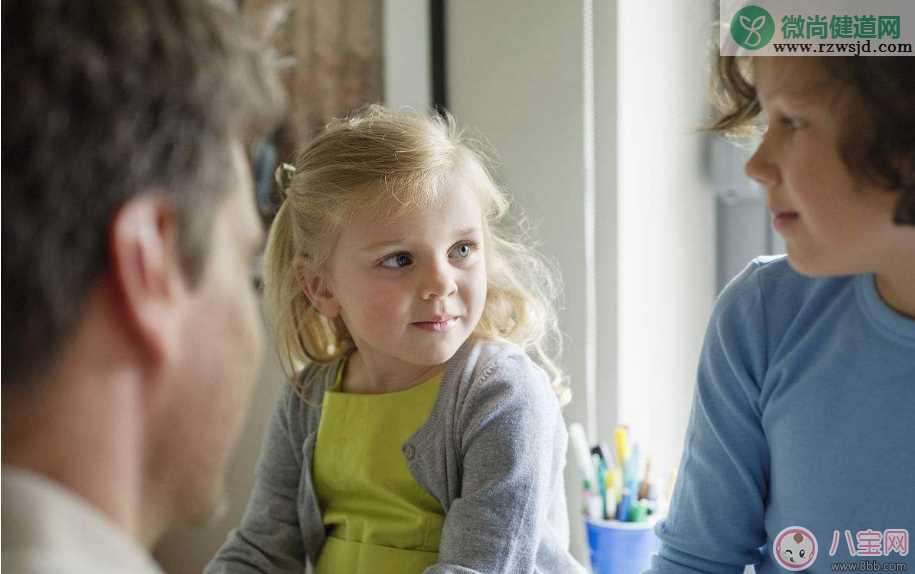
[{"x1": 745, "y1": 139, "x2": 780, "y2": 190}]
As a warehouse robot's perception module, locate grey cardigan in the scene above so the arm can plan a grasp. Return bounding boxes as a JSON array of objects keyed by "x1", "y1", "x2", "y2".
[{"x1": 206, "y1": 339, "x2": 585, "y2": 574}]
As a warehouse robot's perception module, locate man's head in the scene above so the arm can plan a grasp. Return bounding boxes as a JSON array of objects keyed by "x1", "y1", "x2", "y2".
[
  {"x1": 2, "y1": 0, "x2": 284, "y2": 539},
  {"x1": 3, "y1": 0, "x2": 283, "y2": 385}
]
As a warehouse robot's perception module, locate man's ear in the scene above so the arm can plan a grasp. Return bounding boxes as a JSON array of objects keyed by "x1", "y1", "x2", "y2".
[
  {"x1": 109, "y1": 195, "x2": 186, "y2": 366},
  {"x1": 293, "y1": 256, "x2": 341, "y2": 319}
]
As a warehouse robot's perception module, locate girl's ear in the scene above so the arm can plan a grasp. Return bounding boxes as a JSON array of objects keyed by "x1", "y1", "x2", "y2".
[{"x1": 294, "y1": 256, "x2": 341, "y2": 319}]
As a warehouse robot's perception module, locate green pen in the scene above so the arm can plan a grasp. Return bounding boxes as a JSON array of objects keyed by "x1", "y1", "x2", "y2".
[{"x1": 627, "y1": 500, "x2": 649, "y2": 522}]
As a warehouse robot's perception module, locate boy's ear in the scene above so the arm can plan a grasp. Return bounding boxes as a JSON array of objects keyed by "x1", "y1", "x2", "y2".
[
  {"x1": 293, "y1": 257, "x2": 341, "y2": 319},
  {"x1": 109, "y1": 195, "x2": 186, "y2": 367}
]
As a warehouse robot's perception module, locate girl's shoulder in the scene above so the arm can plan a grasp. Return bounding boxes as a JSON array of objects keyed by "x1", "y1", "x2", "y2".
[
  {"x1": 448, "y1": 337, "x2": 538, "y2": 380},
  {"x1": 279, "y1": 359, "x2": 342, "y2": 417},
  {"x1": 445, "y1": 337, "x2": 557, "y2": 411}
]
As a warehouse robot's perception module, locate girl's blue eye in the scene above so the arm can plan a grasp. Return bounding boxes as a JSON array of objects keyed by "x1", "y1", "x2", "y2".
[
  {"x1": 380, "y1": 252, "x2": 413, "y2": 268},
  {"x1": 450, "y1": 242, "x2": 476, "y2": 259}
]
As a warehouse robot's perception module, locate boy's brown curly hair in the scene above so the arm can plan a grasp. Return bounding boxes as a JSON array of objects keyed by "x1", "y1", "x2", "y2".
[{"x1": 712, "y1": 56, "x2": 915, "y2": 225}]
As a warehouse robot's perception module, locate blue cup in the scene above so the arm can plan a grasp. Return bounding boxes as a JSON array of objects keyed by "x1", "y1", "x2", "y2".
[{"x1": 586, "y1": 518, "x2": 660, "y2": 574}]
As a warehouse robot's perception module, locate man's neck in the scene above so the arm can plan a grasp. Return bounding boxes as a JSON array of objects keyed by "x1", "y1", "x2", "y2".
[{"x1": 2, "y1": 363, "x2": 157, "y2": 547}]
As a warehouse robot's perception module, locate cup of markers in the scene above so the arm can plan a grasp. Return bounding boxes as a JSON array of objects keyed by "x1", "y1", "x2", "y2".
[
  {"x1": 585, "y1": 517, "x2": 660, "y2": 574},
  {"x1": 569, "y1": 423, "x2": 665, "y2": 574}
]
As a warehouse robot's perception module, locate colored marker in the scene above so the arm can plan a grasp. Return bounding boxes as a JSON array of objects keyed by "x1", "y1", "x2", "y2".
[
  {"x1": 593, "y1": 453, "x2": 608, "y2": 519},
  {"x1": 624, "y1": 444, "x2": 641, "y2": 486},
  {"x1": 568, "y1": 422, "x2": 595, "y2": 485},
  {"x1": 603, "y1": 468, "x2": 619, "y2": 518},
  {"x1": 613, "y1": 426, "x2": 629, "y2": 470},
  {"x1": 638, "y1": 457, "x2": 653, "y2": 500},
  {"x1": 616, "y1": 488, "x2": 633, "y2": 522},
  {"x1": 628, "y1": 500, "x2": 649, "y2": 522},
  {"x1": 598, "y1": 441, "x2": 615, "y2": 470}
]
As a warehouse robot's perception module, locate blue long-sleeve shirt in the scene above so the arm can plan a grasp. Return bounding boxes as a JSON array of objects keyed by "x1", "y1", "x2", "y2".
[{"x1": 649, "y1": 256, "x2": 915, "y2": 574}]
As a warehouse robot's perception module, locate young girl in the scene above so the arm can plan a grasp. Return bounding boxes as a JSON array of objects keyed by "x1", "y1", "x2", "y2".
[
  {"x1": 649, "y1": 57, "x2": 914, "y2": 573},
  {"x1": 206, "y1": 105, "x2": 585, "y2": 574}
]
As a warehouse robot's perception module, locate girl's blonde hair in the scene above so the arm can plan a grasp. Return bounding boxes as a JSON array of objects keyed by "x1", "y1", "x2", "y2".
[{"x1": 264, "y1": 104, "x2": 568, "y2": 402}]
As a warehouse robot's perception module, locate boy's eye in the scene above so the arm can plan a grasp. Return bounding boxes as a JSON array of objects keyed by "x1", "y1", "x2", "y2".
[
  {"x1": 449, "y1": 241, "x2": 476, "y2": 259},
  {"x1": 779, "y1": 115, "x2": 806, "y2": 130},
  {"x1": 380, "y1": 252, "x2": 413, "y2": 269}
]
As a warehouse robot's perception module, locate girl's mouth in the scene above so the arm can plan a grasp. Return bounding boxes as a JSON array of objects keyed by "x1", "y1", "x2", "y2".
[{"x1": 412, "y1": 317, "x2": 458, "y2": 332}]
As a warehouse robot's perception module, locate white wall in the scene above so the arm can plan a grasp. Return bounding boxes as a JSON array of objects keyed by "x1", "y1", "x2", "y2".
[
  {"x1": 383, "y1": 0, "x2": 431, "y2": 111},
  {"x1": 617, "y1": 0, "x2": 716, "y2": 483}
]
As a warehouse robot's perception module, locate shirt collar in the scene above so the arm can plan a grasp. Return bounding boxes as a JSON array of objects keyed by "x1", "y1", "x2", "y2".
[{"x1": 2, "y1": 466, "x2": 165, "y2": 574}]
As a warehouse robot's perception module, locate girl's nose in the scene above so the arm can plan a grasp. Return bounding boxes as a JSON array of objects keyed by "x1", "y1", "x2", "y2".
[
  {"x1": 745, "y1": 136, "x2": 780, "y2": 190},
  {"x1": 421, "y1": 263, "x2": 457, "y2": 300}
]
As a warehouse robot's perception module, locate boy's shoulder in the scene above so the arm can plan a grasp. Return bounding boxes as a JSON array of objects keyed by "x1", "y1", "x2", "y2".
[
  {"x1": 726, "y1": 254, "x2": 853, "y2": 303},
  {"x1": 738, "y1": 254, "x2": 806, "y2": 291},
  {"x1": 717, "y1": 255, "x2": 857, "y2": 334}
]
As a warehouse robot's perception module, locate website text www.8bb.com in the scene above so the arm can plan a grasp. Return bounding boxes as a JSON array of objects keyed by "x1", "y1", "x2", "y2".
[
  {"x1": 830, "y1": 560, "x2": 909, "y2": 572},
  {"x1": 772, "y1": 39, "x2": 913, "y2": 54}
]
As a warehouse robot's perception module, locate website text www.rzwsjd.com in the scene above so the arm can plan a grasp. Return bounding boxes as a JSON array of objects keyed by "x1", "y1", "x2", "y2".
[
  {"x1": 831, "y1": 560, "x2": 909, "y2": 572},
  {"x1": 772, "y1": 40, "x2": 913, "y2": 55}
]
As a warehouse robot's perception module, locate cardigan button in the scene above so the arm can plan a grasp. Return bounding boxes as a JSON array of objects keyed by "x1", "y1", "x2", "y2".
[{"x1": 402, "y1": 444, "x2": 416, "y2": 460}]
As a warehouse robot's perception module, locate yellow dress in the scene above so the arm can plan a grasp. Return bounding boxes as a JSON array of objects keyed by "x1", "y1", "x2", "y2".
[{"x1": 313, "y1": 364, "x2": 445, "y2": 574}]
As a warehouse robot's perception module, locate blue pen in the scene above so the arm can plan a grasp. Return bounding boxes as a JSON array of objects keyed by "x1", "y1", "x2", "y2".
[
  {"x1": 592, "y1": 453, "x2": 608, "y2": 519},
  {"x1": 599, "y1": 441, "x2": 615, "y2": 471},
  {"x1": 618, "y1": 454, "x2": 640, "y2": 520},
  {"x1": 591, "y1": 445, "x2": 607, "y2": 465},
  {"x1": 624, "y1": 444, "x2": 641, "y2": 486},
  {"x1": 616, "y1": 487, "x2": 633, "y2": 521}
]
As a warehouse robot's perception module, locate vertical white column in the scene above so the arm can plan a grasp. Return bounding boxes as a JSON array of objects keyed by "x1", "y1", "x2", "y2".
[
  {"x1": 617, "y1": 0, "x2": 716, "y2": 481},
  {"x1": 582, "y1": 0, "x2": 599, "y2": 445},
  {"x1": 383, "y1": 0, "x2": 431, "y2": 111}
]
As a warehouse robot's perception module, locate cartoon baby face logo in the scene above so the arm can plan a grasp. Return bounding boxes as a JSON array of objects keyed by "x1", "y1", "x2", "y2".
[{"x1": 773, "y1": 526, "x2": 818, "y2": 571}]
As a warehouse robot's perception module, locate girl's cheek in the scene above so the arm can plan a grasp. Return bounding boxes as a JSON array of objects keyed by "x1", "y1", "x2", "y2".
[{"x1": 361, "y1": 285, "x2": 406, "y2": 321}]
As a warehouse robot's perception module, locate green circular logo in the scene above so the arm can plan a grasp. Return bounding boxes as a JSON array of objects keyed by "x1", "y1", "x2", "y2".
[{"x1": 730, "y1": 5, "x2": 775, "y2": 49}]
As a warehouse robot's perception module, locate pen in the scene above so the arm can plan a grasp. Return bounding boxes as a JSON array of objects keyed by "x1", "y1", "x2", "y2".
[
  {"x1": 613, "y1": 425, "x2": 629, "y2": 471},
  {"x1": 610, "y1": 466, "x2": 623, "y2": 505},
  {"x1": 568, "y1": 422, "x2": 595, "y2": 485},
  {"x1": 591, "y1": 445, "x2": 607, "y2": 465},
  {"x1": 616, "y1": 487, "x2": 633, "y2": 522},
  {"x1": 604, "y1": 466, "x2": 619, "y2": 518},
  {"x1": 628, "y1": 500, "x2": 649, "y2": 522},
  {"x1": 598, "y1": 441, "x2": 615, "y2": 470},
  {"x1": 624, "y1": 444, "x2": 641, "y2": 486},
  {"x1": 638, "y1": 457, "x2": 652, "y2": 500},
  {"x1": 593, "y1": 453, "x2": 608, "y2": 519},
  {"x1": 583, "y1": 479, "x2": 603, "y2": 520}
]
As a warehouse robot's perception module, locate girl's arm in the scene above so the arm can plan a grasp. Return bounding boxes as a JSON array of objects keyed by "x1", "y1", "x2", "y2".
[
  {"x1": 425, "y1": 351, "x2": 584, "y2": 574},
  {"x1": 647, "y1": 262, "x2": 771, "y2": 573},
  {"x1": 205, "y1": 384, "x2": 309, "y2": 574}
]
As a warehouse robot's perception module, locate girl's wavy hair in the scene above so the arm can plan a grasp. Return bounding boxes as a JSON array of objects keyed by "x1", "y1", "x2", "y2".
[
  {"x1": 711, "y1": 56, "x2": 915, "y2": 225},
  {"x1": 264, "y1": 105, "x2": 569, "y2": 403}
]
